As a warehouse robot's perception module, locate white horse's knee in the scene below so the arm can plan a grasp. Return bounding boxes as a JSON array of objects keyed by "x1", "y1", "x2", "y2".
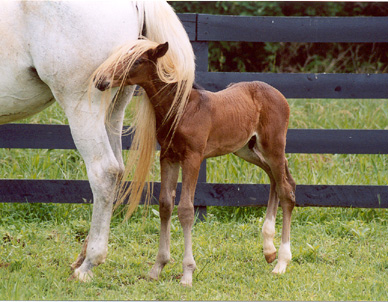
[{"x1": 88, "y1": 157, "x2": 122, "y2": 192}]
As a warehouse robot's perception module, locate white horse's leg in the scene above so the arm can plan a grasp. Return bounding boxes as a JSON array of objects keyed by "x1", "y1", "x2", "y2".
[
  {"x1": 57, "y1": 94, "x2": 122, "y2": 281},
  {"x1": 105, "y1": 86, "x2": 134, "y2": 168},
  {"x1": 149, "y1": 158, "x2": 180, "y2": 280},
  {"x1": 70, "y1": 87, "x2": 134, "y2": 274}
]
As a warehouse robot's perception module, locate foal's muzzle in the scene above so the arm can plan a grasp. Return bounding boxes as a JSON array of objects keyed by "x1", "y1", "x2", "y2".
[{"x1": 94, "y1": 75, "x2": 111, "y2": 91}]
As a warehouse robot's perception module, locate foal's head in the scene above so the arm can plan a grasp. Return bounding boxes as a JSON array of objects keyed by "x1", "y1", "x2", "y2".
[{"x1": 94, "y1": 42, "x2": 169, "y2": 91}]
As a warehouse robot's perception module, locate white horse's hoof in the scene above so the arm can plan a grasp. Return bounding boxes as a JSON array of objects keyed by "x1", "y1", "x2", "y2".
[{"x1": 69, "y1": 268, "x2": 93, "y2": 282}]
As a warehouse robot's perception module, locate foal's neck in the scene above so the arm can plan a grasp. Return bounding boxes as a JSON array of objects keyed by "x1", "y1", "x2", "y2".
[{"x1": 138, "y1": 74, "x2": 184, "y2": 130}]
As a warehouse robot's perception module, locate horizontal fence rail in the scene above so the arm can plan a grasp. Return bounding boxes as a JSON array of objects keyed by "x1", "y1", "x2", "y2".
[
  {"x1": 1, "y1": 180, "x2": 387, "y2": 209},
  {"x1": 1, "y1": 14, "x2": 388, "y2": 210},
  {"x1": 197, "y1": 72, "x2": 388, "y2": 97},
  {"x1": 2, "y1": 124, "x2": 388, "y2": 155},
  {"x1": 195, "y1": 15, "x2": 388, "y2": 42}
]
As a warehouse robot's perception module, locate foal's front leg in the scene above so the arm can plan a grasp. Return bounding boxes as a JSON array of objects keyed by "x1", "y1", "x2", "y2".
[
  {"x1": 149, "y1": 159, "x2": 179, "y2": 280},
  {"x1": 178, "y1": 153, "x2": 202, "y2": 286}
]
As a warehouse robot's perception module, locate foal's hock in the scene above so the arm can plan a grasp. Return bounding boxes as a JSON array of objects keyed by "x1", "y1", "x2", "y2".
[{"x1": 95, "y1": 40, "x2": 296, "y2": 286}]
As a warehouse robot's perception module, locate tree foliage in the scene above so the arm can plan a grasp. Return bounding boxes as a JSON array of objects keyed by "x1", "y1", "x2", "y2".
[{"x1": 169, "y1": 1, "x2": 388, "y2": 73}]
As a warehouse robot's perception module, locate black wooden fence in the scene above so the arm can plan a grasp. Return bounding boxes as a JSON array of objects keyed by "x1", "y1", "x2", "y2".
[{"x1": 1, "y1": 14, "x2": 388, "y2": 216}]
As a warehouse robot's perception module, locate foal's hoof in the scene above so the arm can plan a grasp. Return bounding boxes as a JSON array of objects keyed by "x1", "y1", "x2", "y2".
[
  {"x1": 68, "y1": 268, "x2": 93, "y2": 282},
  {"x1": 148, "y1": 270, "x2": 159, "y2": 281},
  {"x1": 272, "y1": 261, "x2": 288, "y2": 275},
  {"x1": 180, "y1": 279, "x2": 193, "y2": 287},
  {"x1": 265, "y1": 252, "x2": 277, "y2": 264}
]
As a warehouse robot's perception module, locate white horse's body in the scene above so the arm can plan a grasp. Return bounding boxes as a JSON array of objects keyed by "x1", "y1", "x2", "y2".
[
  {"x1": 1, "y1": 1, "x2": 137, "y2": 123},
  {"x1": 0, "y1": 1, "x2": 194, "y2": 281}
]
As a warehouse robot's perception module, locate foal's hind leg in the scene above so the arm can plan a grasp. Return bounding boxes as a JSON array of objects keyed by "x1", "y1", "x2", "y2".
[
  {"x1": 149, "y1": 158, "x2": 180, "y2": 280},
  {"x1": 235, "y1": 136, "x2": 296, "y2": 274},
  {"x1": 262, "y1": 149, "x2": 296, "y2": 274},
  {"x1": 234, "y1": 145, "x2": 279, "y2": 264},
  {"x1": 271, "y1": 159, "x2": 295, "y2": 274}
]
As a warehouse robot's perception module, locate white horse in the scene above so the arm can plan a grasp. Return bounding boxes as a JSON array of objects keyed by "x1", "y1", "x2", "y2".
[{"x1": 0, "y1": 1, "x2": 194, "y2": 281}]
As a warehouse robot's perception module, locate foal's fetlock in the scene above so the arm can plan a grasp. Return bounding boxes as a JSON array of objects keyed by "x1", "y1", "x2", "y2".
[
  {"x1": 149, "y1": 256, "x2": 170, "y2": 280},
  {"x1": 149, "y1": 263, "x2": 164, "y2": 280}
]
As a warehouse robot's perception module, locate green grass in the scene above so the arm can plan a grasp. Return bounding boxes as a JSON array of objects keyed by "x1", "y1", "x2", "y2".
[
  {"x1": 1, "y1": 98, "x2": 388, "y2": 300},
  {"x1": 0, "y1": 204, "x2": 387, "y2": 300}
]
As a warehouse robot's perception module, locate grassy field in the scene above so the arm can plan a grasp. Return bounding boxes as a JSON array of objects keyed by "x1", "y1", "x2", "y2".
[{"x1": 0, "y1": 98, "x2": 388, "y2": 300}]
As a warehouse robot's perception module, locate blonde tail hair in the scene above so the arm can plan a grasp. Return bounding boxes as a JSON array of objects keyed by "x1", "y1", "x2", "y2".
[
  {"x1": 137, "y1": 1, "x2": 195, "y2": 129},
  {"x1": 118, "y1": 94, "x2": 156, "y2": 220}
]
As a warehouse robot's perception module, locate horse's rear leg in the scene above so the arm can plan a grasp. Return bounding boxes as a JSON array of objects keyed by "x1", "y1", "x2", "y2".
[
  {"x1": 235, "y1": 134, "x2": 296, "y2": 274},
  {"x1": 271, "y1": 159, "x2": 295, "y2": 274},
  {"x1": 234, "y1": 145, "x2": 278, "y2": 264},
  {"x1": 105, "y1": 86, "x2": 134, "y2": 172},
  {"x1": 149, "y1": 158, "x2": 179, "y2": 280},
  {"x1": 60, "y1": 101, "x2": 122, "y2": 282},
  {"x1": 70, "y1": 87, "x2": 133, "y2": 274},
  {"x1": 263, "y1": 152, "x2": 295, "y2": 274}
]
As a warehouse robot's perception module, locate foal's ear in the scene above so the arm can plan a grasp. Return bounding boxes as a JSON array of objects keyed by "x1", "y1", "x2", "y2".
[{"x1": 150, "y1": 42, "x2": 169, "y2": 60}]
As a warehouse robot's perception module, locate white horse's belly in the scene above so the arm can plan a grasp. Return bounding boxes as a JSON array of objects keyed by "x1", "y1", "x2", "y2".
[
  {"x1": 0, "y1": 66, "x2": 54, "y2": 124},
  {"x1": 0, "y1": 1, "x2": 54, "y2": 124}
]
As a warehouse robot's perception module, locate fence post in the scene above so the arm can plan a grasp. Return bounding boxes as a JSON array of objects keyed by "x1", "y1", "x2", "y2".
[
  {"x1": 195, "y1": 161, "x2": 207, "y2": 221},
  {"x1": 192, "y1": 40, "x2": 209, "y2": 221}
]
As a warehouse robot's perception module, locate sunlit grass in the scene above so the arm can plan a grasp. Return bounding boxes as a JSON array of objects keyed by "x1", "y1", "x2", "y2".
[{"x1": 0, "y1": 203, "x2": 386, "y2": 300}]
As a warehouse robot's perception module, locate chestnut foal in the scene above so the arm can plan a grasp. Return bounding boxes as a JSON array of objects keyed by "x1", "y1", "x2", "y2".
[{"x1": 95, "y1": 41, "x2": 296, "y2": 286}]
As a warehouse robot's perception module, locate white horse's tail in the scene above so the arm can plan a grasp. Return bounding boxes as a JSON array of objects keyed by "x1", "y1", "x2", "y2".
[
  {"x1": 112, "y1": 1, "x2": 195, "y2": 218},
  {"x1": 137, "y1": 1, "x2": 195, "y2": 125}
]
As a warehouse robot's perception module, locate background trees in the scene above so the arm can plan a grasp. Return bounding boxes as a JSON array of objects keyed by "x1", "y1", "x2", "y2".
[{"x1": 169, "y1": 1, "x2": 388, "y2": 73}]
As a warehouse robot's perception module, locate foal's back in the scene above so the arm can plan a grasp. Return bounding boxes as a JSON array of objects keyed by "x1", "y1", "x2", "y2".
[{"x1": 188, "y1": 81, "x2": 289, "y2": 158}]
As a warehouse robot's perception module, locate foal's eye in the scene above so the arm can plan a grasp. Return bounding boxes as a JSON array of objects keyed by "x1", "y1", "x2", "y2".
[{"x1": 133, "y1": 59, "x2": 144, "y2": 67}]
